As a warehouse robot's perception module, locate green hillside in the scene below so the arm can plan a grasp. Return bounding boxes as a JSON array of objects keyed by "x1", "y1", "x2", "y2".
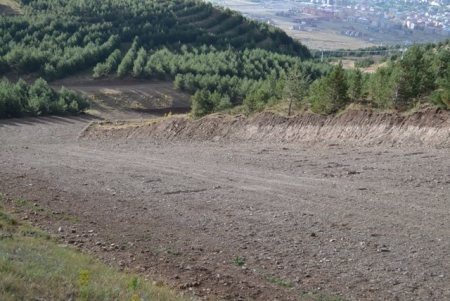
[
  {"x1": 0, "y1": 0, "x2": 310, "y2": 79},
  {"x1": 0, "y1": 0, "x2": 449, "y2": 119}
]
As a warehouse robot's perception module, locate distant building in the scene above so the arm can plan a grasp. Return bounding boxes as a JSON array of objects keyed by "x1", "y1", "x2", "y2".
[{"x1": 289, "y1": 25, "x2": 303, "y2": 30}]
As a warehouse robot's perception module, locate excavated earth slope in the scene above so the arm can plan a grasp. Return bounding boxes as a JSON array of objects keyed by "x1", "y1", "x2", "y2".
[{"x1": 80, "y1": 108, "x2": 450, "y2": 147}]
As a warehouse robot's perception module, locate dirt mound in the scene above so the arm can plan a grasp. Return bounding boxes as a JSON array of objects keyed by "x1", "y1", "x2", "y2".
[{"x1": 80, "y1": 108, "x2": 450, "y2": 147}]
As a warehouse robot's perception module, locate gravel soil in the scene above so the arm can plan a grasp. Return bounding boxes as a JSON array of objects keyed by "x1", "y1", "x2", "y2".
[{"x1": 1, "y1": 111, "x2": 449, "y2": 301}]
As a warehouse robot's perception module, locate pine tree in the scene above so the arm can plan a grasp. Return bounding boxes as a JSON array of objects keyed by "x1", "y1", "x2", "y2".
[
  {"x1": 348, "y1": 69, "x2": 363, "y2": 102},
  {"x1": 309, "y1": 61, "x2": 348, "y2": 114},
  {"x1": 399, "y1": 45, "x2": 435, "y2": 99},
  {"x1": 325, "y1": 61, "x2": 349, "y2": 112},
  {"x1": 191, "y1": 89, "x2": 213, "y2": 118},
  {"x1": 368, "y1": 62, "x2": 394, "y2": 109},
  {"x1": 283, "y1": 63, "x2": 310, "y2": 116},
  {"x1": 389, "y1": 68, "x2": 412, "y2": 109},
  {"x1": 132, "y1": 47, "x2": 147, "y2": 78}
]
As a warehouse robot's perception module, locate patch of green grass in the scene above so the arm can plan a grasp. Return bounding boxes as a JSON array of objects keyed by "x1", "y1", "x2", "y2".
[
  {"x1": 300, "y1": 289, "x2": 348, "y2": 301},
  {"x1": 129, "y1": 276, "x2": 139, "y2": 290},
  {"x1": 0, "y1": 207, "x2": 194, "y2": 301},
  {"x1": 0, "y1": 211, "x2": 18, "y2": 227},
  {"x1": 233, "y1": 256, "x2": 245, "y2": 266},
  {"x1": 266, "y1": 275, "x2": 293, "y2": 288},
  {"x1": 14, "y1": 199, "x2": 28, "y2": 207},
  {"x1": 45, "y1": 211, "x2": 79, "y2": 222},
  {"x1": 10, "y1": 198, "x2": 44, "y2": 212}
]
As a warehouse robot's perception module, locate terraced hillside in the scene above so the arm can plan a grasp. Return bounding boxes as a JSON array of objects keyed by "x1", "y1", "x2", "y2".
[
  {"x1": 0, "y1": 0, "x2": 310, "y2": 80},
  {"x1": 0, "y1": 0, "x2": 21, "y2": 14}
]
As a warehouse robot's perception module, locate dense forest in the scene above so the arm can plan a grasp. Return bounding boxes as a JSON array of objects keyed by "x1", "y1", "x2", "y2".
[
  {"x1": 0, "y1": 0, "x2": 310, "y2": 79},
  {"x1": 0, "y1": 0, "x2": 449, "y2": 119}
]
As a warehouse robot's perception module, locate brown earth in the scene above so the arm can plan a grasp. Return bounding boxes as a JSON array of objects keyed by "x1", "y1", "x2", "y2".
[
  {"x1": 50, "y1": 78, "x2": 192, "y2": 119},
  {"x1": 1, "y1": 107, "x2": 450, "y2": 301},
  {"x1": 0, "y1": 0, "x2": 21, "y2": 15}
]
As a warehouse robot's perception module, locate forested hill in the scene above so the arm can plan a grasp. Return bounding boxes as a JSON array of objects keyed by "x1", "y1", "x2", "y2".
[
  {"x1": 0, "y1": 0, "x2": 310, "y2": 80},
  {"x1": 2, "y1": 0, "x2": 449, "y2": 121}
]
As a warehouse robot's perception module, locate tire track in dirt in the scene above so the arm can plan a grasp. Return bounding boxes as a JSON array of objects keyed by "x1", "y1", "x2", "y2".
[
  {"x1": 32, "y1": 144, "x2": 450, "y2": 239},
  {"x1": 1, "y1": 115, "x2": 450, "y2": 300}
]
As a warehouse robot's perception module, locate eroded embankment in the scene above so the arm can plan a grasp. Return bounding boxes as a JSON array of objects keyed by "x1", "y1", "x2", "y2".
[{"x1": 80, "y1": 108, "x2": 450, "y2": 147}]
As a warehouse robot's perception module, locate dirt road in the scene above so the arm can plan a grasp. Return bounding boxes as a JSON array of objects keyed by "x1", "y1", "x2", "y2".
[{"x1": 1, "y1": 113, "x2": 449, "y2": 300}]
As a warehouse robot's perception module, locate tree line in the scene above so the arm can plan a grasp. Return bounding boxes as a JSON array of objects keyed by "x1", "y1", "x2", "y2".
[
  {"x1": 1, "y1": 0, "x2": 449, "y2": 120},
  {"x1": 91, "y1": 42, "x2": 331, "y2": 107},
  {"x1": 0, "y1": 78, "x2": 89, "y2": 118},
  {"x1": 190, "y1": 43, "x2": 450, "y2": 117}
]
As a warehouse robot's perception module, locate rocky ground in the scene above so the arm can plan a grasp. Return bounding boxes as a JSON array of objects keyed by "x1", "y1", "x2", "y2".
[{"x1": 1, "y1": 108, "x2": 449, "y2": 301}]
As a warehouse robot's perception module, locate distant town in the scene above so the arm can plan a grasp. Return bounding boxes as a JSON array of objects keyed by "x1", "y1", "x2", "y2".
[{"x1": 211, "y1": 0, "x2": 450, "y2": 49}]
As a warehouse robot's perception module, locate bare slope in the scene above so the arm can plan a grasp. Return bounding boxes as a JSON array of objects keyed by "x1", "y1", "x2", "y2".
[
  {"x1": 0, "y1": 0, "x2": 21, "y2": 14},
  {"x1": 50, "y1": 79, "x2": 191, "y2": 119},
  {"x1": 80, "y1": 108, "x2": 450, "y2": 147},
  {"x1": 1, "y1": 111, "x2": 450, "y2": 301}
]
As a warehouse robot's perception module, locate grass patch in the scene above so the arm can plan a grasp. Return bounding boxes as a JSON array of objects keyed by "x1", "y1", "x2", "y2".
[
  {"x1": 44, "y1": 211, "x2": 79, "y2": 222},
  {"x1": 300, "y1": 289, "x2": 349, "y2": 301},
  {"x1": 233, "y1": 256, "x2": 245, "y2": 266},
  {"x1": 9, "y1": 197, "x2": 78, "y2": 221},
  {"x1": 266, "y1": 274, "x2": 293, "y2": 288},
  {"x1": 0, "y1": 208, "x2": 194, "y2": 301},
  {"x1": 13, "y1": 199, "x2": 28, "y2": 207},
  {"x1": 0, "y1": 211, "x2": 18, "y2": 227}
]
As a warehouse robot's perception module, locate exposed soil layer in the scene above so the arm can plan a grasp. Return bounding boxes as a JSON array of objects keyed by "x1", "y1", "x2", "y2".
[
  {"x1": 81, "y1": 108, "x2": 450, "y2": 147},
  {"x1": 1, "y1": 109, "x2": 450, "y2": 301}
]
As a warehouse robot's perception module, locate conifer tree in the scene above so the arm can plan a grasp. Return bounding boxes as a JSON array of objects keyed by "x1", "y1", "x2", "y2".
[
  {"x1": 283, "y1": 63, "x2": 310, "y2": 116},
  {"x1": 348, "y1": 69, "x2": 363, "y2": 102},
  {"x1": 309, "y1": 61, "x2": 348, "y2": 114}
]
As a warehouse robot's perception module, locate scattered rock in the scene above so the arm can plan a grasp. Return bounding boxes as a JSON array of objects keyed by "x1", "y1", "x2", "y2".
[
  {"x1": 379, "y1": 246, "x2": 390, "y2": 252},
  {"x1": 347, "y1": 171, "x2": 360, "y2": 175},
  {"x1": 180, "y1": 281, "x2": 200, "y2": 289}
]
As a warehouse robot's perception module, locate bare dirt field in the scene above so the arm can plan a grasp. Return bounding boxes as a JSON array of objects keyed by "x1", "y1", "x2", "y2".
[
  {"x1": 50, "y1": 78, "x2": 191, "y2": 119},
  {"x1": 1, "y1": 106, "x2": 450, "y2": 301},
  {"x1": 0, "y1": 0, "x2": 21, "y2": 14}
]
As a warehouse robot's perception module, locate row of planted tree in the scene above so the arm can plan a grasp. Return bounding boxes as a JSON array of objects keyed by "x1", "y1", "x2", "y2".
[
  {"x1": 187, "y1": 43, "x2": 450, "y2": 117},
  {"x1": 92, "y1": 39, "x2": 449, "y2": 117},
  {"x1": 0, "y1": 78, "x2": 90, "y2": 118},
  {"x1": 0, "y1": 0, "x2": 309, "y2": 80},
  {"x1": 1, "y1": 42, "x2": 449, "y2": 119}
]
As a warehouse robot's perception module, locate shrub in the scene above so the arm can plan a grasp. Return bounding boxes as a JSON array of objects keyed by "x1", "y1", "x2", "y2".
[
  {"x1": 354, "y1": 57, "x2": 375, "y2": 68},
  {"x1": 0, "y1": 77, "x2": 89, "y2": 118}
]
